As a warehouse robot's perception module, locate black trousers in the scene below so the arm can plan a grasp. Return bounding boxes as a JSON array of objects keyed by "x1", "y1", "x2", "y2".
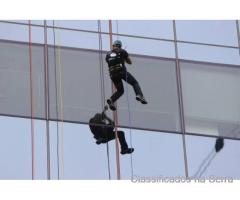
[
  {"x1": 110, "y1": 70, "x2": 143, "y2": 103},
  {"x1": 100, "y1": 130, "x2": 128, "y2": 150}
]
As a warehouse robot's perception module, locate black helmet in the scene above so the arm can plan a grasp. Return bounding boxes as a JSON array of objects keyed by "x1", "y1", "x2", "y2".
[{"x1": 113, "y1": 40, "x2": 122, "y2": 48}]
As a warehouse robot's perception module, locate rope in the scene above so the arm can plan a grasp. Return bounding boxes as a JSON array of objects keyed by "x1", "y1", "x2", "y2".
[
  {"x1": 109, "y1": 20, "x2": 121, "y2": 180},
  {"x1": 98, "y1": 20, "x2": 111, "y2": 180},
  {"x1": 193, "y1": 137, "x2": 225, "y2": 179},
  {"x1": 53, "y1": 21, "x2": 60, "y2": 179},
  {"x1": 115, "y1": 20, "x2": 135, "y2": 179},
  {"x1": 125, "y1": 71, "x2": 134, "y2": 179},
  {"x1": 28, "y1": 20, "x2": 35, "y2": 180},
  {"x1": 53, "y1": 20, "x2": 65, "y2": 179},
  {"x1": 193, "y1": 148, "x2": 215, "y2": 178},
  {"x1": 198, "y1": 152, "x2": 217, "y2": 178}
]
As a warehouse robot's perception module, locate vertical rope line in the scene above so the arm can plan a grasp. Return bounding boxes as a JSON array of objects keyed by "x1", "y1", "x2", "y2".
[
  {"x1": 98, "y1": 20, "x2": 111, "y2": 180},
  {"x1": 198, "y1": 151, "x2": 217, "y2": 178},
  {"x1": 116, "y1": 19, "x2": 134, "y2": 179},
  {"x1": 53, "y1": 21, "x2": 60, "y2": 180},
  {"x1": 109, "y1": 20, "x2": 121, "y2": 180},
  {"x1": 53, "y1": 20, "x2": 65, "y2": 179},
  {"x1": 236, "y1": 20, "x2": 240, "y2": 56},
  {"x1": 173, "y1": 20, "x2": 189, "y2": 178},
  {"x1": 43, "y1": 20, "x2": 51, "y2": 180},
  {"x1": 28, "y1": 20, "x2": 35, "y2": 180},
  {"x1": 193, "y1": 148, "x2": 215, "y2": 178},
  {"x1": 125, "y1": 72, "x2": 134, "y2": 179}
]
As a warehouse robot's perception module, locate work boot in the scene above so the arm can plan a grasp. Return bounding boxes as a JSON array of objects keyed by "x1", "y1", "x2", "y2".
[
  {"x1": 136, "y1": 95, "x2": 148, "y2": 104},
  {"x1": 121, "y1": 148, "x2": 134, "y2": 155},
  {"x1": 107, "y1": 99, "x2": 116, "y2": 111}
]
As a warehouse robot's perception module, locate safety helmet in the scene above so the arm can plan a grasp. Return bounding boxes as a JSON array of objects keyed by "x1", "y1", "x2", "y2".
[{"x1": 113, "y1": 40, "x2": 122, "y2": 48}]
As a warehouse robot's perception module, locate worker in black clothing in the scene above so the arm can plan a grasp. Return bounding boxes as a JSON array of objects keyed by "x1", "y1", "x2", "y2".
[
  {"x1": 89, "y1": 107, "x2": 134, "y2": 155},
  {"x1": 105, "y1": 40, "x2": 147, "y2": 111}
]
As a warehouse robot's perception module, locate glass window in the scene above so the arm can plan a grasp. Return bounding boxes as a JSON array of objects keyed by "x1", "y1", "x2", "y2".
[
  {"x1": 186, "y1": 135, "x2": 240, "y2": 179},
  {"x1": 32, "y1": 119, "x2": 48, "y2": 179},
  {"x1": 108, "y1": 56, "x2": 181, "y2": 132},
  {"x1": 112, "y1": 20, "x2": 174, "y2": 40},
  {"x1": 8, "y1": 20, "x2": 44, "y2": 25},
  {"x1": 119, "y1": 129, "x2": 186, "y2": 179},
  {"x1": 47, "y1": 20, "x2": 98, "y2": 31},
  {"x1": 178, "y1": 42, "x2": 240, "y2": 65},
  {"x1": 0, "y1": 22, "x2": 28, "y2": 42},
  {"x1": 181, "y1": 61, "x2": 240, "y2": 139},
  {"x1": 0, "y1": 41, "x2": 45, "y2": 119},
  {"x1": 0, "y1": 22, "x2": 44, "y2": 43},
  {"x1": 49, "y1": 122, "x2": 111, "y2": 179},
  {"x1": 112, "y1": 35, "x2": 175, "y2": 58},
  {"x1": 100, "y1": 20, "x2": 110, "y2": 33},
  {"x1": 47, "y1": 45, "x2": 103, "y2": 123},
  {"x1": 176, "y1": 20, "x2": 238, "y2": 46},
  {"x1": 47, "y1": 27, "x2": 110, "y2": 50},
  {"x1": 0, "y1": 117, "x2": 47, "y2": 179}
]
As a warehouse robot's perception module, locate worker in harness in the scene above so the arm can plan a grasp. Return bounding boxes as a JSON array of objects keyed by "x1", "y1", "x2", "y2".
[
  {"x1": 105, "y1": 40, "x2": 148, "y2": 111},
  {"x1": 89, "y1": 106, "x2": 134, "y2": 155}
]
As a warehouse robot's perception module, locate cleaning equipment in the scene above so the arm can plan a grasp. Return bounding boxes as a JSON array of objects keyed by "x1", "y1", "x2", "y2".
[{"x1": 193, "y1": 138, "x2": 225, "y2": 179}]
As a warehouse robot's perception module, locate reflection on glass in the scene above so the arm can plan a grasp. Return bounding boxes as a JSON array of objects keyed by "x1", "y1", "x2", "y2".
[
  {"x1": 47, "y1": 45, "x2": 103, "y2": 123},
  {"x1": 0, "y1": 41, "x2": 45, "y2": 119},
  {"x1": 0, "y1": 22, "x2": 28, "y2": 42},
  {"x1": 50, "y1": 20, "x2": 98, "y2": 31},
  {"x1": 112, "y1": 35, "x2": 175, "y2": 57},
  {"x1": 178, "y1": 43, "x2": 240, "y2": 65},
  {"x1": 176, "y1": 20, "x2": 238, "y2": 46},
  {"x1": 115, "y1": 56, "x2": 181, "y2": 132},
  {"x1": 47, "y1": 28, "x2": 110, "y2": 50},
  {"x1": 186, "y1": 135, "x2": 240, "y2": 179},
  {"x1": 181, "y1": 61, "x2": 240, "y2": 139},
  {"x1": 8, "y1": 20, "x2": 44, "y2": 25},
  {"x1": 119, "y1": 129, "x2": 186, "y2": 179},
  {"x1": 0, "y1": 22, "x2": 44, "y2": 43},
  {"x1": 112, "y1": 20, "x2": 174, "y2": 40},
  {"x1": 0, "y1": 117, "x2": 47, "y2": 179},
  {"x1": 49, "y1": 121, "x2": 111, "y2": 179}
]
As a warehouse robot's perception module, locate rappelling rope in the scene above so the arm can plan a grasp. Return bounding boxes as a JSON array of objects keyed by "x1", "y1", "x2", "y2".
[
  {"x1": 98, "y1": 20, "x2": 111, "y2": 180},
  {"x1": 115, "y1": 20, "x2": 135, "y2": 179},
  {"x1": 198, "y1": 151, "x2": 217, "y2": 178},
  {"x1": 53, "y1": 20, "x2": 65, "y2": 179},
  {"x1": 109, "y1": 20, "x2": 121, "y2": 180},
  {"x1": 193, "y1": 138, "x2": 224, "y2": 179},
  {"x1": 193, "y1": 148, "x2": 215, "y2": 179}
]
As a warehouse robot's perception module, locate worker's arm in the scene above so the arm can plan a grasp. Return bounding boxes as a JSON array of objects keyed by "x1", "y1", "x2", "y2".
[
  {"x1": 126, "y1": 56, "x2": 132, "y2": 65},
  {"x1": 123, "y1": 50, "x2": 132, "y2": 65}
]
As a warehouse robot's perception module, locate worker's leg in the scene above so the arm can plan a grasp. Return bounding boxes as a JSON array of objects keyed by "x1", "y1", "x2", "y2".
[
  {"x1": 122, "y1": 71, "x2": 147, "y2": 104},
  {"x1": 110, "y1": 77, "x2": 124, "y2": 103}
]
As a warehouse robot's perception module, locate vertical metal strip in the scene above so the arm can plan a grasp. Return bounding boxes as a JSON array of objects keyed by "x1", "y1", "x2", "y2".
[
  {"x1": 109, "y1": 20, "x2": 121, "y2": 180},
  {"x1": 236, "y1": 20, "x2": 240, "y2": 56},
  {"x1": 173, "y1": 20, "x2": 189, "y2": 178},
  {"x1": 44, "y1": 20, "x2": 51, "y2": 180},
  {"x1": 28, "y1": 20, "x2": 35, "y2": 180}
]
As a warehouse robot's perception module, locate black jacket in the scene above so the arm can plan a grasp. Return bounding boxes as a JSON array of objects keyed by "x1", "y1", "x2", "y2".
[
  {"x1": 89, "y1": 113, "x2": 114, "y2": 139},
  {"x1": 105, "y1": 49, "x2": 129, "y2": 73}
]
